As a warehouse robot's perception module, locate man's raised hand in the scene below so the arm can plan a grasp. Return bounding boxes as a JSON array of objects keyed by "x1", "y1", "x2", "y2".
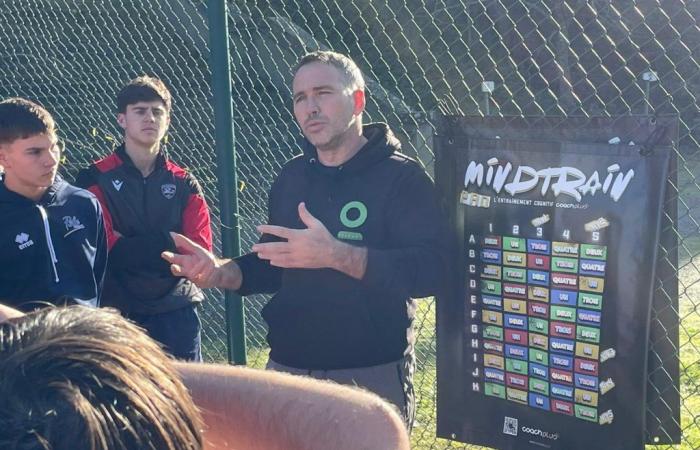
[
  {"x1": 162, "y1": 232, "x2": 223, "y2": 289},
  {"x1": 253, "y1": 202, "x2": 339, "y2": 269}
]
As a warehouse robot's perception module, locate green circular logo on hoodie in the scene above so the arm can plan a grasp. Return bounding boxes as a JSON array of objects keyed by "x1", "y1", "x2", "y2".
[{"x1": 340, "y1": 201, "x2": 367, "y2": 228}]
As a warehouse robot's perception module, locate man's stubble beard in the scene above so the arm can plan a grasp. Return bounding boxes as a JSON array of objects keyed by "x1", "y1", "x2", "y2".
[
  {"x1": 311, "y1": 116, "x2": 361, "y2": 154},
  {"x1": 313, "y1": 131, "x2": 346, "y2": 153}
]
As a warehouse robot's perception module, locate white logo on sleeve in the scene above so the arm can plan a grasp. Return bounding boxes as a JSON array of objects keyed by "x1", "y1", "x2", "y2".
[
  {"x1": 15, "y1": 232, "x2": 34, "y2": 250},
  {"x1": 112, "y1": 179, "x2": 124, "y2": 191},
  {"x1": 62, "y1": 216, "x2": 86, "y2": 237}
]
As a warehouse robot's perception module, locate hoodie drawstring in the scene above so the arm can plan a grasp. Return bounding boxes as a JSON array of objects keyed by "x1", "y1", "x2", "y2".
[{"x1": 37, "y1": 205, "x2": 59, "y2": 283}]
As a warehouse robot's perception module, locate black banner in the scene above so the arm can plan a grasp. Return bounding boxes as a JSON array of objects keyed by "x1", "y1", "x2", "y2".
[{"x1": 435, "y1": 120, "x2": 673, "y2": 450}]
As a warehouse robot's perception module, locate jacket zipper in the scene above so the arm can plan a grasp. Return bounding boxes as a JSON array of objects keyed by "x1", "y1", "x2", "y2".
[
  {"x1": 37, "y1": 205, "x2": 60, "y2": 283},
  {"x1": 143, "y1": 177, "x2": 147, "y2": 216}
]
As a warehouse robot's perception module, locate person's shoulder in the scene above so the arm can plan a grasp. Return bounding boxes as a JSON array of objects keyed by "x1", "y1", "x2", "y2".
[
  {"x1": 282, "y1": 153, "x2": 308, "y2": 170},
  {"x1": 57, "y1": 180, "x2": 101, "y2": 212},
  {"x1": 375, "y1": 151, "x2": 436, "y2": 196},
  {"x1": 385, "y1": 151, "x2": 429, "y2": 176},
  {"x1": 73, "y1": 153, "x2": 122, "y2": 188},
  {"x1": 92, "y1": 152, "x2": 123, "y2": 173},
  {"x1": 164, "y1": 159, "x2": 205, "y2": 195},
  {"x1": 272, "y1": 153, "x2": 307, "y2": 181},
  {"x1": 60, "y1": 180, "x2": 96, "y2": 200},
  {"x1": 387, "y1": 150, "x2": 418, "y2": 165},
  {"x1": 267, "y1": 154, "x2": 306, "y2": 198},
  {"x1": 73, "y1": 165, "x2": 98, "y2": 188}
]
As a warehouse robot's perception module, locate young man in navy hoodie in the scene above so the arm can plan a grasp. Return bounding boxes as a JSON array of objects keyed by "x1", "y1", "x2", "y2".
[
  {"x1": 75, "y1": 76, "x2": 212, "y2": 361},
  {"x1": 0, "y1": 98, "x2": 106, "y2": 310},
  {"x1": 163, "y1": 51, "x2": 449, "y2": 426}
]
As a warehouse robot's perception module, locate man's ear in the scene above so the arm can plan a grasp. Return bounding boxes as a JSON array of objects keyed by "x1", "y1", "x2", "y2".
[
  {"x1": 117, "y1": 113, "x2": 126, "y2": 129},
  {"x1": 353, "y1": 90, "x2": 366, "y2": 115}
]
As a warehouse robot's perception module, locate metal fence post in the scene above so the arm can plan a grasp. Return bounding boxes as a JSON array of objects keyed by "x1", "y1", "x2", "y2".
[
  {"x1": 207, "y1": 0, "x2": 247, "y2": 365},
  {"x1": 642, "y1": 70, "x2": 658, "y2": 115},
  {"x1": 482, "y1": 81, "x2": 494, "y2": 116}
]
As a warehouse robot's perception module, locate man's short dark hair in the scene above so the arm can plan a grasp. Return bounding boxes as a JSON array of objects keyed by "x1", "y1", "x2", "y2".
[
  {"x1": 0, "y1": 98, "x2": 56, "y2": 146},
  {"x1": 0, "y1": 306, "x2": 203, "y2": 450},
  {"x1": 117, "y1": 75, "x2": 172, "y2": 113},
  {"x1": 293, "y1": 51, "x2": 365, "y2": 92}
]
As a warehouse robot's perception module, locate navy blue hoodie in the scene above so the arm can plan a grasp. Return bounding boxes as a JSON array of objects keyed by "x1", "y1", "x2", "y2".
[
  {"x1": 236, "y1": 123, "x2": 449, "y2": 370},
  {"x1": 0, "y1": 175, "x2": 107, "y2": 310}
]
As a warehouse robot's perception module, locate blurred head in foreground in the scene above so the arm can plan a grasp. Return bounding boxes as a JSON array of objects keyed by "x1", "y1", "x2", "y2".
[{"x1": 0, "y1": 306, "x2": 203, "y2": 450}]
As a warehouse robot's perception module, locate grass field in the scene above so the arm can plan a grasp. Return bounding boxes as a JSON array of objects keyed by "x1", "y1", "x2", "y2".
[{"x1": 675, "y1": 250, "x2": 700, "y2": 450}]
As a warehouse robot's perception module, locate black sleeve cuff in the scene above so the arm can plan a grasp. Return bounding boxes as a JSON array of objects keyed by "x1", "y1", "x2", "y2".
[
  {"x1": 234, "y1": 252, "x2": 282, "y2": 296},
  {"x1": 110, "y1": 231, "x2": 175, "y2": 272}
]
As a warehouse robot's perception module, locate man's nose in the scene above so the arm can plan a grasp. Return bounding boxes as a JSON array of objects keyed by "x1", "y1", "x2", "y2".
[
  {"x1": 46, "y1": 148, "x2": 60, "y2": 166},
  {"x1": 307, "y1": 97, "x2": 320, "y2": 116}
]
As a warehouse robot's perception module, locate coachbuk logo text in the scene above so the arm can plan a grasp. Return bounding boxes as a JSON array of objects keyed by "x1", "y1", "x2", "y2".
[{"x1": 521, "y1": 426, "x2": 559, "y2": 440}]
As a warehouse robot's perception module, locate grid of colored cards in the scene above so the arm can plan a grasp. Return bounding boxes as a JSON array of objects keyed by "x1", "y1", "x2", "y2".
[{"x1": 469, "y1": 235, "x2": 607, "y2": 423}]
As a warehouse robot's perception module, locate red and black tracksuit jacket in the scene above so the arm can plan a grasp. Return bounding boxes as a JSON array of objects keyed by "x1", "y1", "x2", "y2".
[{"x1": 74, "y1": 144, "x2": 213, "y2": 315}]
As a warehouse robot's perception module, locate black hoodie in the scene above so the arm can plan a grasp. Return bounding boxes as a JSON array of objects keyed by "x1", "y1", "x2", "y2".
[
  {"x1": 236, "y1": 123, "x2": 449, "y2": 369},
  {"x1": 0, "y1": 176, "x2": 107, "y2": 310}
]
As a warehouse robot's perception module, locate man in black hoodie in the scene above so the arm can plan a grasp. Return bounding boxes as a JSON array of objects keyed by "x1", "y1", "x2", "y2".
[{"x1": 163, "y1": 51, "x2": 448, "y2": 426}]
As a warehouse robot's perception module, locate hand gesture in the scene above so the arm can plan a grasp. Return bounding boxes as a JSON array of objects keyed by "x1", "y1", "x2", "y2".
[
  {"x1": 253, "y1": 202, "x2": 339, "y2": 269},
  {"x1": 162, "y1": 232, "x2": 222, "y2": 288}
]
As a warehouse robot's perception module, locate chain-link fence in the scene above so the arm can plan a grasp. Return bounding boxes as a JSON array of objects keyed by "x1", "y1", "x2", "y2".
[
  {"x1": 0, "y1": 0, "x2": 233, "y2": 362},
  {"x1": 1, "y1": 1, "x2": 697, "y2": 448}
]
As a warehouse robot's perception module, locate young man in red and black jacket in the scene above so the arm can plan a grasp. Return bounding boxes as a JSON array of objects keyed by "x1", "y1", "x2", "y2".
[{"x1": 75, "y1": 76, "x2": 212, "y2": 361}]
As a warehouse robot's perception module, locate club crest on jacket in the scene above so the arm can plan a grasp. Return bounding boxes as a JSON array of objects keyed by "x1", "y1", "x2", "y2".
[{"x1": 161, "y1": 183, "x2": 176, "y2": 199}]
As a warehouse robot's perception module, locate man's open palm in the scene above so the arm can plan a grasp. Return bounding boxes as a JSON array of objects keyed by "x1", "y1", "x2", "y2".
[
  {"x1": 254, "y1": 202, "x2": 339, "y2": 269},
  {"x1": 162, "y1": 233, "x2": 220, "y2": 288}
]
